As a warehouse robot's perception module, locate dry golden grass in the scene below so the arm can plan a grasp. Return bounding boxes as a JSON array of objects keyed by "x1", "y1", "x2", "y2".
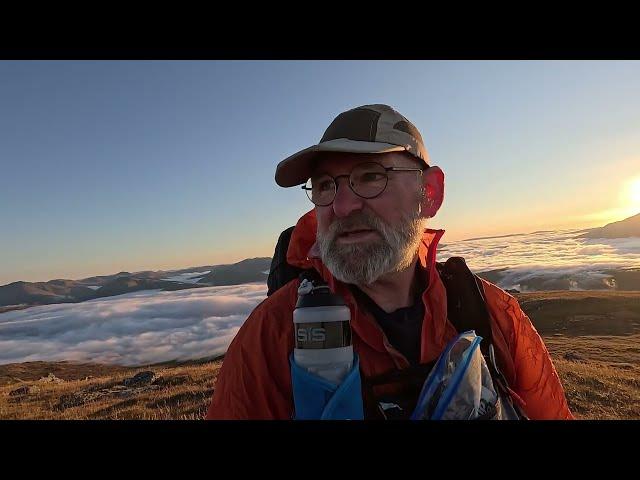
[
  {"x1": 0, "y1": 361, "x2": 134, "y2": 387},
  {"x1": 518, "y1": 291, "x2": 640, "y2": 419},
  {"x1": 0, "y1": 361, "x2": 221, "y2": 420},
  {"x1": 543, "y1": 333, "x2": 640, "y2": 419},
  {"x1": 1, "y1": 290, "x2": 639, "y2": 419},
  {"x1": 553, "y1": 358, "x2": 640, "y2": 419}
]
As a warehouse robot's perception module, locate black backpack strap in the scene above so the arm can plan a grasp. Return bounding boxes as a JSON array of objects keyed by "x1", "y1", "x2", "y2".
[
  {"x1": 436, "y1": 257, "x2": 493, "y2": 355},
  {"x1": 437, "y1": 257, "x2": 528, "y2": 419},
  {"x1": 267, "y1": 226, "x2": 304, "y2": 296}
]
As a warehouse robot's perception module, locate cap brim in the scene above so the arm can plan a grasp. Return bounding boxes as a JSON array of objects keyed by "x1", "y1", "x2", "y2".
[{"x1": 275, "y1": 139, "x2": 407, "y2": 187}]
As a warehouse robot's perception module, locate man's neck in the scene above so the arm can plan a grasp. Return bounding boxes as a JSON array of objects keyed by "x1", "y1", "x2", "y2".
[{"x1": 355, "y1": 257, "x2": 420, "y2": 313}]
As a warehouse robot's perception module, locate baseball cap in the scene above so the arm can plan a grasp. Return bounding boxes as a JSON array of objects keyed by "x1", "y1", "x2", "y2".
[{"x1": 275, "y1": 104, "x2": 429, "y2": 187}]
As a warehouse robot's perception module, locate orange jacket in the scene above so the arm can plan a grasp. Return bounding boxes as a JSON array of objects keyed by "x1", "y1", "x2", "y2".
[{"x1": 206, "y1": 210, "x2": 574, "y2": 420}]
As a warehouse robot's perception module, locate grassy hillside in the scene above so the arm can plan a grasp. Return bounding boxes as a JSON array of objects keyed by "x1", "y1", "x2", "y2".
[{"x1": 1, "y1": 291, "x2": 639, "y2": 420}]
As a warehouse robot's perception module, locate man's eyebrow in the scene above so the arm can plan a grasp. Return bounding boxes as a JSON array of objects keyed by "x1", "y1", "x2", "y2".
[
  {"x1": 309, "y1": 158, "x2": 326, "y2": 177},
  {"x1": 310, "y1": 169, "x2": 329, "y2": 178}
]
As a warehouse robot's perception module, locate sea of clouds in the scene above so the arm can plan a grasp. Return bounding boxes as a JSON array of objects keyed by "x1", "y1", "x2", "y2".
[
  {"x1": 0, "y1": 283, "x2": 267, "y2": 366},
  {"x1": 438, "y1": 229, "x2": 640, "y2": 291},
  {"x1": 2, "y1": 229, "x2": 640, "y2": 366}
]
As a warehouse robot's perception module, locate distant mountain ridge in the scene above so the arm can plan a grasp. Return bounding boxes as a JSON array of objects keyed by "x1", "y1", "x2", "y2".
[
  {"x1": 4, "y1": 212, "x2": 639, "y2": 312},
  {"x1": 0, "y1": 257, "x2": 272, "y2": 310},
  {"x1": 197, "y1": 258, "x2": 271, "y2": 286},
  {"x1": 0, "y1": 281, "x2": 96, "y2": 308},
  {"x1": 580, "y1": 212, "x2": 640, "y2": 239}
]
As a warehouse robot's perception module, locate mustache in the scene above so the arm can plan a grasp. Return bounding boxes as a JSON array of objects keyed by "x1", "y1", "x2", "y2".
[{"x1": 325, "y1": 211, "x2": 385, "y2": 239}]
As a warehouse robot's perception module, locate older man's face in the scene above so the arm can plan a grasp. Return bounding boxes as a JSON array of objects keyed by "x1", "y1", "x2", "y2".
[{"x1": 313, "y1": 152, "x2": 428, "y2": 285}]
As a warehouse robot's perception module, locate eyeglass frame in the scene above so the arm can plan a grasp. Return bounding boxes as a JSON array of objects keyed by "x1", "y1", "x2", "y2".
[{"x1": 301, "y1": 161, "x2": 426, "y2": 206}]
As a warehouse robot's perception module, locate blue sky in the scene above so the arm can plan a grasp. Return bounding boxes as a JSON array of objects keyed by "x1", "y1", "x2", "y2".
[{"x1": 1, "y1": 60, "x2": 640, "y2": 284}]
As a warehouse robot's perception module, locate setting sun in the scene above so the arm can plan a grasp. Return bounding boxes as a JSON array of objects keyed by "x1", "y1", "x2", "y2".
[{"x1": 630, "y1": 177, "x2": 640, "y2": 208}]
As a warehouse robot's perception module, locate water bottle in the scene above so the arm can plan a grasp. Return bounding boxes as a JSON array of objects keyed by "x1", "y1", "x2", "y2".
[{"x1": 293, "y1": 277, "x2": 353, "y2": 384}]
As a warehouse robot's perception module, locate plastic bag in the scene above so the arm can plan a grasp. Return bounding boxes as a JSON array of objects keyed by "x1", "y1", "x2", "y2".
[{"x1": 411, "y1": 331, "x2": 506, "y2": 420}]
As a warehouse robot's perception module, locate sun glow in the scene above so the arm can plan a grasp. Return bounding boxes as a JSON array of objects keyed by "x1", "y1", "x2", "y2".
[{"x1": 629, "y1": 177, "x2": 640, "y2": 209}]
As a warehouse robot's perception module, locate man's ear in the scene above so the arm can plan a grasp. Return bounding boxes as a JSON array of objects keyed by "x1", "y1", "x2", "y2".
[{"x1": 420, "y1": 166, "x2": 444, "y2": 218}]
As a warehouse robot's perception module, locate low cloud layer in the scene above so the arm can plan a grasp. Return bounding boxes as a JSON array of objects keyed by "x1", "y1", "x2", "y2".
[
  {"x1": 2, "y1": 229, "x2": 639, "y2": 366},
  {"x1": 0, "y1": 283, "x2": 267, "y2": 366},
  {"x1": 439, "y1": 229, "x2": 640, "y2": 291}
]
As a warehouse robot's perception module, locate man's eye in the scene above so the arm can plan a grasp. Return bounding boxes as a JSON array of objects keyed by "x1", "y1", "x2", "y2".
[
  {"x1": 316, "y1": 180, "x2": 334, "y2": 191},
  {"x1": 360, "y1": 172, "x2": 385, "y2": 182}
]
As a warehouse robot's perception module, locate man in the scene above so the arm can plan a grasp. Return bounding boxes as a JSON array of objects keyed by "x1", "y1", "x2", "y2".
[{"x1": 206, "y1": 104, "x2": 573, "y2": 420}]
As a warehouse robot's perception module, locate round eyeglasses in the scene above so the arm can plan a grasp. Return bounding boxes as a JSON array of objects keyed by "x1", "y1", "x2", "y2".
[{"x1": 301, "y1": 161, "x2": 424, "y2": 207}]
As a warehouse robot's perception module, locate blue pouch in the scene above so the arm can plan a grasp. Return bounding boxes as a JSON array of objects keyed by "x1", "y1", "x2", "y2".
[{"x1": 290, "y1": 353, "x2": 364, "y2": 420}]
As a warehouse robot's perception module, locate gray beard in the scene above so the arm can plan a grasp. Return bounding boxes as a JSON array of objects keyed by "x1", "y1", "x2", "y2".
[{"x1": 316, "y1": 209, "x2": 428, "y2": 286}]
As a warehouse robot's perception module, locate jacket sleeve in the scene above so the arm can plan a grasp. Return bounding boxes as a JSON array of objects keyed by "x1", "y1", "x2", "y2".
[
  {"x1": 205, "y1": 286, "x2": 296, "y2": 420},
  {"x1": 507, "y1": 295, "x2": 574, "y2": 420}
]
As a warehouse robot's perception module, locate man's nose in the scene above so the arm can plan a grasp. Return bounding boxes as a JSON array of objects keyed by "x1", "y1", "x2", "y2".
[{"x1": 332, "y1": 177, "x2": 364, "y2": 218}]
